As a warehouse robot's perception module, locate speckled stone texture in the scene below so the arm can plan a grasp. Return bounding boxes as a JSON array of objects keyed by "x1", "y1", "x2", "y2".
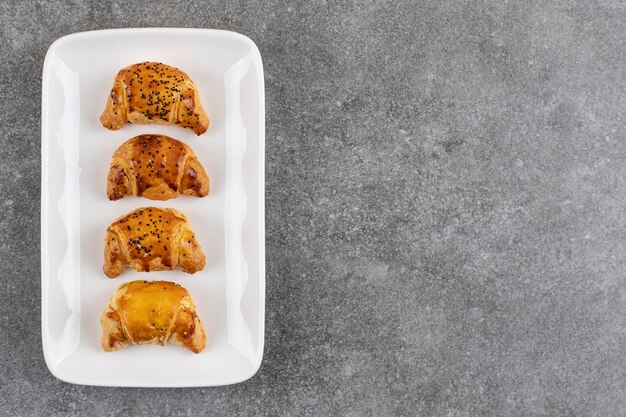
[{"x1": 1, "y1": 0, "x2": 625, "y2": 415}]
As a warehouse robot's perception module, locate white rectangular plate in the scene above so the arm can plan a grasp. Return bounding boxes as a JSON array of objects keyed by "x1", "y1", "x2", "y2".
[{"x1": 41, "y1": 28, "x2": 265, "y2": 387}]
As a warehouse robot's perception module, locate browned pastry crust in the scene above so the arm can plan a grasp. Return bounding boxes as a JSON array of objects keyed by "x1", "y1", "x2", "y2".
[
  {"x1": 101, "y1": 280, "x2": 206, "y2": 353},
  {"x1": 104, "y1": 207, "x2": 205, "y2": 278},
  {"x1": 107, "y1": 134, "x2": 210, "y2": 201},
  {"x1": 99, "y1": 62, "x2": 209, "y2": 135}
]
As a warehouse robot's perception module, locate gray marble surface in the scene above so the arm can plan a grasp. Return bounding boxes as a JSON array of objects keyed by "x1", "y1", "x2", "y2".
[{"x1": 1, "y1": 0, "x2": 625, "y2": 416}]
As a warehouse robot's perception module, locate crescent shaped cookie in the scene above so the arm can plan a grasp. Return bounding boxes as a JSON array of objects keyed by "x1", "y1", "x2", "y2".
[
  {"x1": 107, "y1": 134, "x2": 210, "y2": 201},
  {"x1": 104, "y1": 207, "x2": 205, "y2": 278},
  {"x1": 99, "y1": 62, "x2": 209, "y2": 135},
  {"x1": 101, "y1": 280, "x2": 206, "y2": 353}
]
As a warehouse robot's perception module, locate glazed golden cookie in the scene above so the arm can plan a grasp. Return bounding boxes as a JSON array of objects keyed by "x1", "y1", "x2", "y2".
[
  {"x1": 107, "y1": 134, "x2": 209, "y2": 201},
  {"x1": 101, "y1": 280, "x2": 206, "y2": 353},
  {"x1": 100, "y1": 62, "x2": 209, "y2": 135},
  {"x1": 103, "y1": 207, "x2": 205, "y2": 278}
]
